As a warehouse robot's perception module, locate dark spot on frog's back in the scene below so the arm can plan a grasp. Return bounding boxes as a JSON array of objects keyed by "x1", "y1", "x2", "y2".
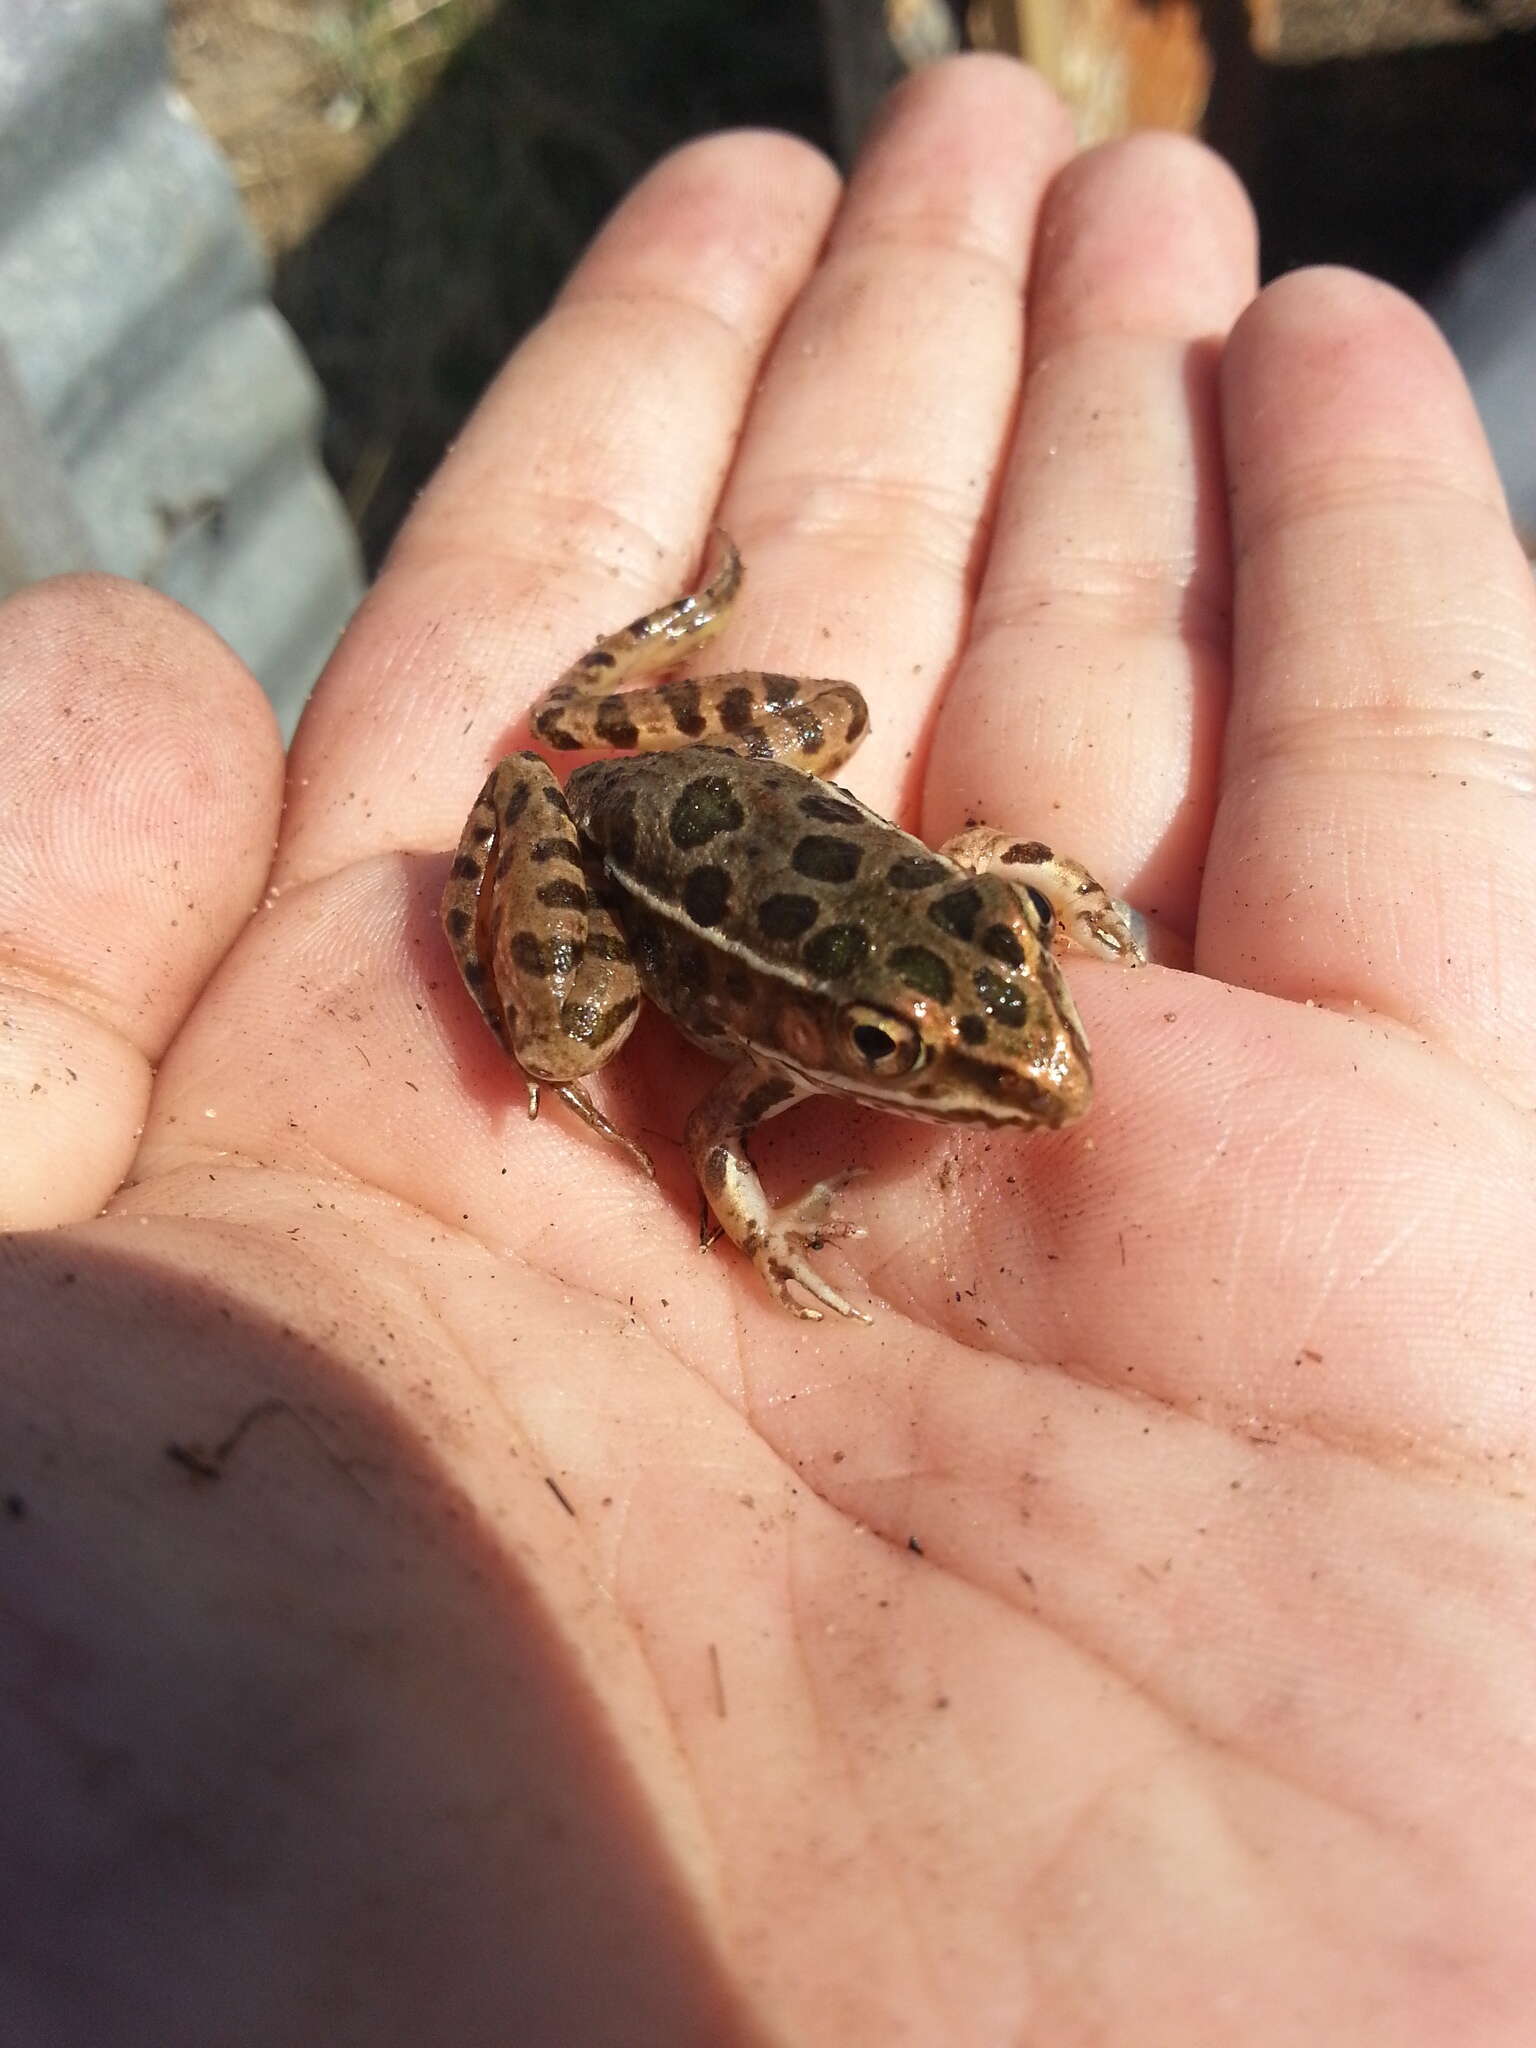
[
  {"x1": 669, "y1": 775, "x2": 745, "y2": 849},
  {"x1": 889, "y1": 945, "x2": 952, "y2": 1004},
  {"x1": 1007, "y1": 841, "x2": 1051, "y2": 866},
  {"x1": 792, "y1": 835, "x2": 862, "y2": 884},
  {"x1": 799, "y1": 790, "x2": 864, "y2": 827},
  {"x1": 757, "y1": 893, "x2": 819, "y2": 942},
  {"x1": 982, "y1": 923, "x2": 1026, "y2": 968},
  {"x1": 804, "y1": 923, "x2": 870, "y2": 978},
  {"x1": 928, "y1": 886, "x2": 983, "y2": 942},
  {"x1": 887, "y1": 855, "x2": 948, "y2": 891},
  {"x1": 957, "y1": 1014, "x2": 988, "y2": 1045},
  {"x1": 449, "y1": 853, "x2": 481, "y2": 881},
  {"x1": 592, "y1": 784, "x2": 639, "y2": 866},
  {"x1": 973, "y1": 965, "x2": 1027, "y2": 1029},
  {"x1": 444, "y1": 905, "x2": 473, "y2": 941},
  {"x1": 683, "y1": 865, "x2": 732, "y2": 927}
]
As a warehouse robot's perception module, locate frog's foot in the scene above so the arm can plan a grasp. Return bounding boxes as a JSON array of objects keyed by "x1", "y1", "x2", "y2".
[
  {"x1": 749, "y1": 1172, "x2": 870, "y2": 1325},
  {"x1": 1071, "y1": 895, "x2": 1146, "y2": 962},
  {"x1": 938, "y1": 827, "x2": 1149, "y2": 965},
  {"x1": 531, "y1": 1078, "x2": 655, "y2": 1178}
]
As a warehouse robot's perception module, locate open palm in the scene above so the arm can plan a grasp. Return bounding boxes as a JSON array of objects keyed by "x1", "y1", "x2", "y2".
[{"x1": 4, "y1": 58, "x2": 1533, "y2": 2047}]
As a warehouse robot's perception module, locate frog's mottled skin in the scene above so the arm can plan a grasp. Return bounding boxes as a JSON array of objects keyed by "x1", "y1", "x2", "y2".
[{"x1": 442, "y1": 534, "x2": 1145, "y2": 1321}]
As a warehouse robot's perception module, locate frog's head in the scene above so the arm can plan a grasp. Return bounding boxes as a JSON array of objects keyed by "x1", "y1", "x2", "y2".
[{"x1": 792, "y1": 872, "x2": 1096, "y2": 1129}]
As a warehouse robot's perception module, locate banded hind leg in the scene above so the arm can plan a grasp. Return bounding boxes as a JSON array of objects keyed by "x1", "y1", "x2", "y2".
[
  {"x1": 532, "y1": 529, "x2": 872, "y2": 778},
  {"x1": 441, "y1": 753, "x2": 652, "y2": 1173}
]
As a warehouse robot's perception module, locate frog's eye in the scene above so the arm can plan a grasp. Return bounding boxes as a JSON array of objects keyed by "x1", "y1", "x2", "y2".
[
  {"x1": 1025, "y1": 887, "x2": 1055, "y2": 938},
  {"x1": 840, "y1": 1003, "x2": 926, "y2": 1076}
]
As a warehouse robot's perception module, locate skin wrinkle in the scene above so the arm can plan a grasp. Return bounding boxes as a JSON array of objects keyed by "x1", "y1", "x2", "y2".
[
  {"x1": 1233, "y1": 454, "x2": 1517, "y2": 547},
  {"x1": 834, "y1": 1402, "x2": 1536, "y2": 1863},
  {"x1": 780, "y1": 1510, "x2": 954, "y2": 2032},
  {"x1": 394, "y1": 496, "x2": 699, "y2": 591},
  {"x1": 799, "y1": 1447, "x2": 1403, "y2": 1859},
  {"x1": 973, "y1": 561, "x2": 1231, "y2": 657},
  {"x1": 0, "y1": 962, "x2": 162, "y2": 1065}
]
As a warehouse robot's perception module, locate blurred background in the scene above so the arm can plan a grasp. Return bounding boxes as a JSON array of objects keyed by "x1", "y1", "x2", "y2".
[{"x1": 2, "y1": 1, "x2": 1533, "y2": 726}]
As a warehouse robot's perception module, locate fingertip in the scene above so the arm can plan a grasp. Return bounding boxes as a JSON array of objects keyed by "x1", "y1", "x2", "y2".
[
  {"x1": 0, "y1": 572, "x2": 284, "y2": 1224},
  {"x1": 1031, "y1": 130, "x2": 1258, "y2": 348},
  {"x1": 0, "y1": 573, "x2": 283, "y2": 765},
  {"x1": 1226, "y1": 264, "x2": 1459, "y2": 393},
  {"x1": 562, "y1": 126, "x2": 843, "y2": 325},
  {"x1": 1223, "y1": 264, "x2": 1502, "y2": 509}
]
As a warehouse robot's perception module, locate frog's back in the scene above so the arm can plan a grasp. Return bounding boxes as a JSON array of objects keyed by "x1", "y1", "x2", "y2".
[{"x1": 569, "y1": 749, "x2": 937, "y2": 988}]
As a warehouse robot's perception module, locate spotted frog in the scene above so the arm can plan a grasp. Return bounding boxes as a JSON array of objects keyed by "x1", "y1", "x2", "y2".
[{"x1": 442, "y1": 535, "x2": 1145, "y2": 1321}]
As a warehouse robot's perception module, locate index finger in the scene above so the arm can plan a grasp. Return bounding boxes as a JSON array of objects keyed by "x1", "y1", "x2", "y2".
[{"x1": 276, "y1": 132, "x2": 841, "y2": 891}]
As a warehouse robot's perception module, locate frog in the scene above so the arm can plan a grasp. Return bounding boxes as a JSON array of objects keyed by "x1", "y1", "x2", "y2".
[{"x1": 441, "y1": 533, "x2": 1146, "y2": 1322}]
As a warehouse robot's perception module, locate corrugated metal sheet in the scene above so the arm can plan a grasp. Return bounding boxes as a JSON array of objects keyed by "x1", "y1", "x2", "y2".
[
  {"x1": 0, "y1": 0, "x2": 362, "y2": 732},
  {"x1": 1429, "y1": 194, "x2": 1536, "y2": 554}
]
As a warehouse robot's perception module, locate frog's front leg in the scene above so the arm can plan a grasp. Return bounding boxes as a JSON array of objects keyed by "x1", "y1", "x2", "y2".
[
  {"x1": 685, "y1": 1063, "x2": 870, "y2": 1325},
  {"x1": 441, "y1": 753, "x2": 653, "y2": 1174},
  {"x1": 939, "y1": 828, "x2": 1149, "y2": 964}
]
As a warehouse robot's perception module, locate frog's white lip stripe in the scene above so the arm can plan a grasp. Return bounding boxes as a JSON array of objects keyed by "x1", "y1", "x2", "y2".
[{"x1": 747, "y1": 1046, "x2": 1051, "y2": 1126}]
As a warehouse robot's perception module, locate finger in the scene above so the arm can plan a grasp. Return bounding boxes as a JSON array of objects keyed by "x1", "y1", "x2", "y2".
[
  {"x1": 277, "y1": 131, "x2": 841, "y2": 889},
  {"x1": 1203, "y1": 269, "x2": 1536, "y2": 1101},
  {"x1": 0, "y1": 577, "x2": 283, "y2": 1225},
  {"x1": 930, "y1": 134, "x2": 1256, "y2": 936},
  {"x1": 707, "y1": 55, "x2": 1074, "y2": 808}
]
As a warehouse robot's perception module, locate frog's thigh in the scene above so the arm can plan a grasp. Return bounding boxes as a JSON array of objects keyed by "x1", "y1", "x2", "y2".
[
  {"x1": 444, "y1": 754, "x2": 652, "y2": 1169},
  {"x1": 685, "y1": 1064, "x2": 870, "y2": 1323},
  {"x1": 480, "y1": 755, "x2": 643, "y2": 1085},
  {"x1": 939, "y1": 826, "x2": 1147, "y2": 963}
]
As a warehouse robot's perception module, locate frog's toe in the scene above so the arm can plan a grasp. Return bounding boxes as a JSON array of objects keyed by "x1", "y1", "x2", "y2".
[
  {"x1": 755, "y1": 1199, "x2": 871, "y2": 1323},
  {"x1": 758, "y1": 1240, "x2": 871, "y2": 1324},
  {"x1": 1073, "y1": 898, "x2": 1149, "y2": 965}
]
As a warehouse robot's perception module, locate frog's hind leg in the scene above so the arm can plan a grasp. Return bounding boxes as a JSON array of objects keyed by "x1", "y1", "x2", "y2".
[
  {"x1": 939, "y1": 827, "x2": 1149, "y2": 964},
  {"x1": 533, "y1": 529, "x2": 872, "y2": 776},
  {"x1": 441, "y1": 752, "x2": 653, "y2": 1174},
  {"x1": 534, "y1": 529, "x2": 743, "y2": 749}
]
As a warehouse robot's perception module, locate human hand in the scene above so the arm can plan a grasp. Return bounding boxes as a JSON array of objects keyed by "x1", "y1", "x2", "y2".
[{"x1": 3, "y1": 55, "x2": 1532, "y2": 2046}]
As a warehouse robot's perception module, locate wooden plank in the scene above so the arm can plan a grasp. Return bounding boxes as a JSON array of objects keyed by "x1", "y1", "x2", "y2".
[
  {"x1": 970, "y1": 0, "x2": 1211, "y2": 140},
  {"x1": 1247, "y1": 0, "x2": 1536, "y2": 62}
]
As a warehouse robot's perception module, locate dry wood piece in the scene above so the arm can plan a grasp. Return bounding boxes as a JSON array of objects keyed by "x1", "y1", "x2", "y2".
[
  {"x1": 969, "y1": 0, "x2": 1212, "y2": 140},
  {"x1": 1247, "y1": 0, "x2": 1536, "y2": 62}
]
